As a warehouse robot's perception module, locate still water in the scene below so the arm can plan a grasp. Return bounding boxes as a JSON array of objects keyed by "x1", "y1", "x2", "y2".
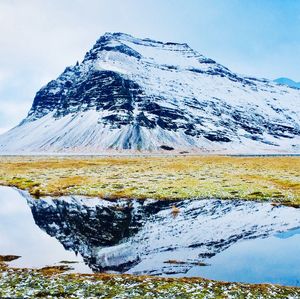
[
  {"x1": 0, "y1": 186, "x2": 299, "y2": 286},
  {"x1": 0, "y1": 186, "x2": 92, "y2": 273},
  {"x1": 186, "y1": 228, "x2": 300, "y2": 286}
]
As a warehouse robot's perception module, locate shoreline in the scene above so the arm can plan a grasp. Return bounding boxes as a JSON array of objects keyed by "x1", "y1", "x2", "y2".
[{"x1": 1, "y1": 263, "x2": 300, "y2": 298}]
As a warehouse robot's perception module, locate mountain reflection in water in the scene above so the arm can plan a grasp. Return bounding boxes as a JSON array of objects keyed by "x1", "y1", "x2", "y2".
[{"x1": 1, "y1": 186, "x2": 300, "y2": 285}]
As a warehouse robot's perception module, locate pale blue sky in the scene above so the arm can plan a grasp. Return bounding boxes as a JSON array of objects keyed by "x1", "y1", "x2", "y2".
[{"x1": 0, "y1": 0, "x2": 299, "y2": 133}]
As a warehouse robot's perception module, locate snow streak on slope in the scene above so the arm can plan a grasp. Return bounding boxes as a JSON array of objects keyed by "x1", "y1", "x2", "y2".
[{"x1": 0, "y1": 32, "x2": 299, "y2": 153}]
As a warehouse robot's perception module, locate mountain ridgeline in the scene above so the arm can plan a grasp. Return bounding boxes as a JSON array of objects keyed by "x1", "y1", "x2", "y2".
[
  {"x1": 274, "y1": 78, "x2": 300, "y2": 89},
  {"x1": 0, "y1": 32, "x2": 299, "y2": 153}
]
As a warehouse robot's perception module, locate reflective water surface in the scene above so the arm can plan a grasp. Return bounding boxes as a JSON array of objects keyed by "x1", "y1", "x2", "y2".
[
  {"x1": 0, "y1": 187, "x2": 92, "y2": 273},
  {"x1": 0, "y1": 186, "x2": 300, "y2": 286},
  {"x1": 186, "y1": 228, "x2": 300, "y2": 286}
]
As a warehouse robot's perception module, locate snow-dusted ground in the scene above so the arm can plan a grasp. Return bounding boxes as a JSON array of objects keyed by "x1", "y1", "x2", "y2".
[
  {"x1": 0, "y1": 32, "x2": 299, "y2": 154},
  {"x1": 21, "y1": 191, "x2": 300, "y2": 276}
]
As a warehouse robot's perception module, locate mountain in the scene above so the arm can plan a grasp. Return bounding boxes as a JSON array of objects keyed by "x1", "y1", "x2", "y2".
[
  {"x1": 0, "y1": 32, "x2": 299, "y2": 154},
  {"x1": 274, "y1": 77, "x2": 300, "y2": 89}
]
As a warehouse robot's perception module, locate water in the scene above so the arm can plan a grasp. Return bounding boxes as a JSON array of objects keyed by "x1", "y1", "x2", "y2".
[
  {"x1": 186, "y1": 228, "x2": 300, "y2": 286},
  {"x1": 0, "y1": 186, "x2": 92, "y2": 273},
  {"x1": 0, "y1": 186, "x2": 300, "y2": 286}
]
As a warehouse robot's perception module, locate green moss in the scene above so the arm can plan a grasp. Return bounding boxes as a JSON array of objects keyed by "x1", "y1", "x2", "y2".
[
  {"x1": 7, "y1": 177, "x2": 40, "y2": 190},
  {"x1": 0, "y1": 266, "x2": 299, "y2": 298}
]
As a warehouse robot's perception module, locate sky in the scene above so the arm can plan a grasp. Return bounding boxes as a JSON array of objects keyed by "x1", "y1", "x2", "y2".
[{"x1": 0, "y1": 0, "x2": 300, "y2": 134}]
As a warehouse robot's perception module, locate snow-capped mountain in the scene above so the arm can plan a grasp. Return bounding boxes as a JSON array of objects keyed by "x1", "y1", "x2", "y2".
[
  {"x1": 274, "y1": 77, "x2": 300, "y2": 89},
  {"x1": 0, "y1": 32, "x2": 299, "y2": 154}
]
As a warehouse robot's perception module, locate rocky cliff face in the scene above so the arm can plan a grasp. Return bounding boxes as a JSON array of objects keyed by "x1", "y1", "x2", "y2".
[{"x1": 0, "y1": 32, "x2": 299, "y2": 153}]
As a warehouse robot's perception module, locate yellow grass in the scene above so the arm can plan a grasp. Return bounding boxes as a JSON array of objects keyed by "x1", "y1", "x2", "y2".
[{"x1": 0, "y1": 155, "x2": 299, "y2": 205}]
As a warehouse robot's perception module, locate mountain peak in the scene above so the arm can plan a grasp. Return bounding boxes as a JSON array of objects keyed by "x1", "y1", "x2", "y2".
[
  {"x1": 0, "y1": 33, "x2": 299, "y2": 154},
  {"x1": 100, "y1": 32, "x2": 191, "y2": 49},
  {"x1": 82, "y1": 32, "x2": 197, "y2": 65}
]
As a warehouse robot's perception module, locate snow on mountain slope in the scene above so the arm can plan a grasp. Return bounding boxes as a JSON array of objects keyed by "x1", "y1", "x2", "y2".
[{"x1": 0, "y1": 32, "x2": 299, "y2": 154}]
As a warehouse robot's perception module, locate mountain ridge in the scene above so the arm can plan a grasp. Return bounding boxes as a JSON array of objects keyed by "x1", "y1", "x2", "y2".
[
  {"x1": 0, "y1": 32, "x2": 299, "y2": 154},
  {"x1": 274, "y1": 77, "x2": 300, "y2": 89}
]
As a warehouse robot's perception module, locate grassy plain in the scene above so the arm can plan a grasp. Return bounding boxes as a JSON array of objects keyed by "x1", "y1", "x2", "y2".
[{"x1": 0, "y1": 155, "x2": 299, "y2": 205}]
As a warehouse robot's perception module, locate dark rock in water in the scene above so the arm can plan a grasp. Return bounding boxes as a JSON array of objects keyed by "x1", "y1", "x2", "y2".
[{"x1": 0, "y1": 255, "x2": 21, "y2": 262}]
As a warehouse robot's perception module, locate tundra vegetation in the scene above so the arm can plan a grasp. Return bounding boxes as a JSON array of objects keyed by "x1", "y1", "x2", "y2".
[
  {"x1": 1, "y1": 261, "x2": 300, "y2": 299},
  {"x1": 0, "y1": 155, "x2": 299, "y2": 205}
]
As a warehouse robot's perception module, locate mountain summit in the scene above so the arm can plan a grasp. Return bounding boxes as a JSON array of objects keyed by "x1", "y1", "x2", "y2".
[{"x1": 0, "y1": 32, "x2": 299, "y2": 154}]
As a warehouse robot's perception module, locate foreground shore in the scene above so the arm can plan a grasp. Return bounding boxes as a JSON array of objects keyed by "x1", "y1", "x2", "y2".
[
  {"x1": 1, "y1": 263, "x2": 299, "y2": 299},
  {"x1": 0, "y1": 155, "x2": 299, "y2": 205}
]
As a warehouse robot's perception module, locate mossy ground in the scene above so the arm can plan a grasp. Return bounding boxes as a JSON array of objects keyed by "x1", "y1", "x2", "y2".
[
  {"x1": 0, "y1": 264, "x2": 299, "y2": 299},
  {"x1": 0, "y1": 155, "x2": 299, "y2": 205}
]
